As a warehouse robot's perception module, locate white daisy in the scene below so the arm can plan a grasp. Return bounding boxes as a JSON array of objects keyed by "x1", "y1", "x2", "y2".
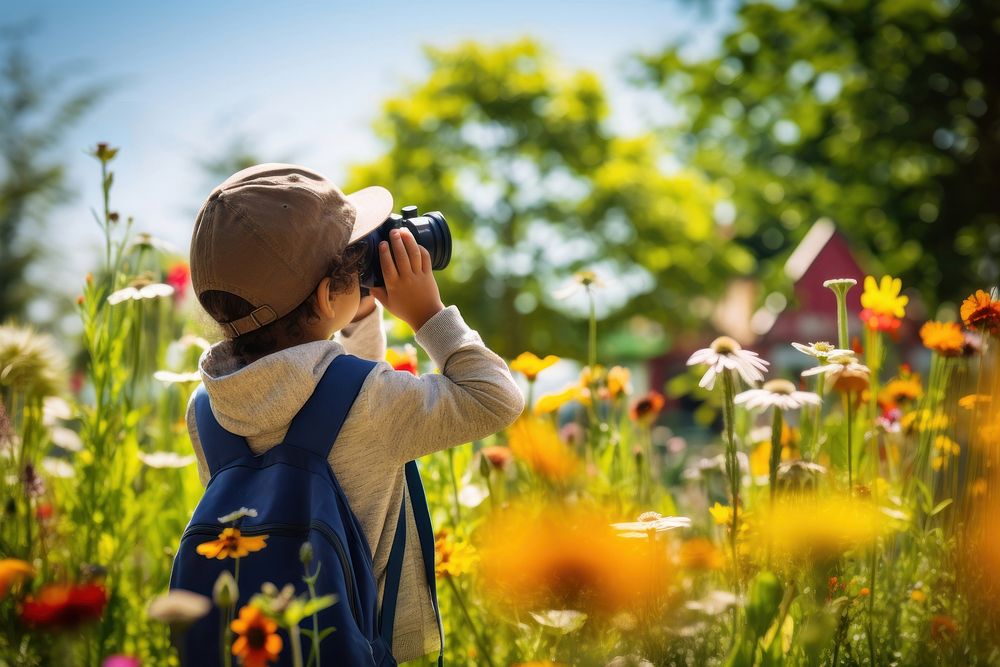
[
  {"x1": 610, "y1": 511, "x2": 692, "y2": 538},
  {"x1": 734, "y1": 379, "x2": 821, "y2": 411},
  {"x1": 42, "y1": 396, "x2": 73, "y2": 425},
  {"x1": 41, "y1": 457, "x2": 74, "y2": 478},
  {"x1": 153, "y1": 370, "x2": 201, "y2": 384},
  {"x1": 801, "y1": 353, "x2": 871, "y2": 392},
  {"x1": 791, "y1": 341, "x2": 853, "y2": 360},
  {"x1": 687, "y1": 336, "x2": 769, "y2": 390},
  {"x1": 51, "y1": 426, "x2": 83, "y2": 452},
  {"x1": 138, "y1": 451, "x2": 197, "y2": 469},
  {"x1": 530, "y1": 609, "x2": 587, "y2": 634},
  {"x1": 218, "y1": 507, "x2": 258, "y2": 524},
  {"x1": 107, "y1": 283, "x2": 175, "y2": 305},
  {"x1": 552, "y1": 270, "x2": 606, "y2": 300}
]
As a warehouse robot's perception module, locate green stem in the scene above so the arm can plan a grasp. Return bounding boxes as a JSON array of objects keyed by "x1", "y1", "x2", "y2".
[
  {"x1": 291, "y1": 625, "x2": 304, "y2": 667},
  {"x1": 446, "y1": 576, "x2": 496, "y2": 667},
  {"x1": 769, "y1": 408, "x2": 783, "y2": 504},
  {"x1": 846, "y1": 396, "x2": 855, "y2": 493},
  {"x1": 587, "y1": 285, "x2": 596, "y2": 370},
  {"x1": 721, "y1": 370, "x2": 740, "y2": 593}
]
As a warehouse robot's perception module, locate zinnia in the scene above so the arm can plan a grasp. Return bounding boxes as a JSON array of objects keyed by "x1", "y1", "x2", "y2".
[
  {"x1": 919, "y1": 321, "x2": 965, "y2": 356},
  {"x1": 960, "y1": 289, "x2": 1000, "y2": 332}
]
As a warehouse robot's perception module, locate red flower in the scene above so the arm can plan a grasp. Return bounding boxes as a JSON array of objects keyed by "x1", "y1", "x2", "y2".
[
  {"x1": 166, "y1": 263, "x2": 190, "y2": 301},
  {"x1": 19, "y1": 583, "x2": 108, "y2": 628},
  {"x1": 860, "y1": 309, "x2": 901, "y2": 334}
]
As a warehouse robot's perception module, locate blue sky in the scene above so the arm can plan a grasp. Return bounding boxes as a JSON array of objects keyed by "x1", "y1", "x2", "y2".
[{"x1": 7, "y1": 0, "x2": 737, "y2": 326}]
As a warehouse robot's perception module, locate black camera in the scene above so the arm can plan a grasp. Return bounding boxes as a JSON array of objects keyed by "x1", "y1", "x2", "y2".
[{"x1": 357, "y1": 205, "x2": 452, "y2": 290}]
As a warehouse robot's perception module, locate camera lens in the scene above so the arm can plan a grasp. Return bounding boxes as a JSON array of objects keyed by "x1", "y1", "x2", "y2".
[{"x1": 357, "y1": 208, "x2": 452, "y2": 288}]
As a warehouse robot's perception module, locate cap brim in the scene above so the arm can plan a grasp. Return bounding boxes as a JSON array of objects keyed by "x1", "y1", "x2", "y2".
[{"x1": 346, "y1": 186, "x2": 394, "y2": 243}]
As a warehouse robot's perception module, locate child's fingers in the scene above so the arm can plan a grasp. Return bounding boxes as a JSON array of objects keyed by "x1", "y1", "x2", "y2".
[
  {"x1": 388, "y1": 230, "x2": 411, "y2": 277},
  {"x1": 401, "y1": 228, "x2": 423, "y2": 273},
  {"x1": 379, "y1": 239, "x2": 399, "y2": 283},
  {"x1": 418, "y1": 245, "x2": 431, "y2": 273}
]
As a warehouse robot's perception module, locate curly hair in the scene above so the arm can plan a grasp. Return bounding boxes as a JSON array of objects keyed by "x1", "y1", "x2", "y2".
[{"x1": 198, "y1": 243, "x2": 368, "y2": 366}]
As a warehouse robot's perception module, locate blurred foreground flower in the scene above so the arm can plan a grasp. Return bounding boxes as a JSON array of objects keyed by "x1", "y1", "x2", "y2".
[
  {"x1": 508, "y1": 418, "x2": 580, "y2": 482},
  {"x1": 920, "y1": 321, "x2": 965, "y2": 356},
  {"x1": 961, "y1": 289, "x2": 1000, "y2": 331},
  {"x1": 510, "y1": 352, "x2": 559, "y2": 381},
  {"x1": 753, "y1": 496, "x2": 886, "y2": 564},
  {"x1": 138, "y1": 451, "x2": 196, "y2": 468},
  {"x1": 106, "y1": 283, "x2": 174, "y2": 305},
  {"x1": 19, "y1": 583, "x2": 108, "y2": 628},
  {"x1": 478, "y1": 503, "x2": 671, "y2": 615},
  {"x1": 386, "y1": 344, "x2": 418, "y2": 374},
  {"x1": 147, "y1": 589, "x2": 211, "y2": 627},
  {"x1": 533, "y1": 385, "x2": 591, "y2": 415},
  {"x1": 0, "y1": 559, "x2": 34, "y2": 600},
  {"x1": 629, "y1": 391, "x2": 665, "y2": 424},
  {"x1": 687, "y1": 336, "x2": 769, "y2": 390},
  {"x1": 610, "y1": 511, "x2": 691, "y2": 538},
  {"x1": 0, "y1": 324, "x2": 66, "y2": 398}
]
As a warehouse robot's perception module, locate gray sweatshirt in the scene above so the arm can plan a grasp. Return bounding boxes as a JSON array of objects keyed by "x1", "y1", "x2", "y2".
[{"x1": 185, "y1": 303, "x2": 524, "y2": 662}]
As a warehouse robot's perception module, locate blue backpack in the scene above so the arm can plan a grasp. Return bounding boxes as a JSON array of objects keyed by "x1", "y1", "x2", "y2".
[{"x1": 169, "y1": 353, "x2": 442, "y2": 666}]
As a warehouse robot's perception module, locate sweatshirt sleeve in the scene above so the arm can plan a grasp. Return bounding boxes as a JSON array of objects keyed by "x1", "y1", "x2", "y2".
[
  {"x1": 333, "y1": 301, "x2": 387, "y2": 362},
  {"x1": 186, "y1": 392, "x2": 212, "y2": 488},
  {"x1": 337, "y1": 305, "x2": 525, "y2": 465}
]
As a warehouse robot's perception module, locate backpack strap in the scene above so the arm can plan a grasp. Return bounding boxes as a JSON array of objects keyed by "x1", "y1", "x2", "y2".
[
  {"x1": 283, "y1": 353, "x2": 377, "y2": 458},
  {"x1": 193, "y1": 384, "x2": 255, "y2": 476},
  {"x1": 380, "y1": 460, "x2": 444, "y2": 665}
]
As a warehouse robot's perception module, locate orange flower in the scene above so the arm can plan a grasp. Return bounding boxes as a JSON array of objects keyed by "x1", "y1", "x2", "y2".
[
  {"x1": 434, "y1": 529, "x2": 478, "y2": 578},
  {"x1": 480, "y1": 445, "x2": 513, "y2": 471},
  {"x1": 0, "y1": 559, "x2": 34, "y2": 600},
  {"x1": 930, "y1": 614, "x2": 958, "y2": 643},
  {"x1": 606, "y1": 366, "x2": 632, "y2": 398},
  {"x1": 629, "y1": 391, "x2": 665, "y2": 423},
  {"x1": 507, "y1": 418, "x2": 579, "y2": 482},
  {"x1": 961, "y1": 290, "x2": 1000, "y2": 331},
  {"x1": 920, "y1": 321, "x2": 965, "y2": 356},
  {"x1": 231, "y1": 605, "x2": 282, "y2": 667},
  {"x1": 959, "y1": 394, "x2": 990, "y2": 410},
  {"x1": 196, "y1": 528, "x2": 268, "y2": 560}
]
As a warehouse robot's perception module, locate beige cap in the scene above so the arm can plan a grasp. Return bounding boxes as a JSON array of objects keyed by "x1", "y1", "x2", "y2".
[{"x1": 190, "y1": 163, "x2": 392, "y2": 337}]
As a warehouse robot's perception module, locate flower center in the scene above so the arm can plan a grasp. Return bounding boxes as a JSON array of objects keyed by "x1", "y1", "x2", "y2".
[
  {"x1": 813, "y1": 342, "x2": 834, "y2": 352},
  {"x1": 710, "y1": 336, "x2": 741, "y2": 355},
  {"x1": 246, "y1": 625, "x2": 267, "y2": 650},
  {"x1": 638, "y1": 511, "x2": 662, "y2": 523},
  {"x1": 763, "y1": 379, "x2": 796, "y2": 395}
]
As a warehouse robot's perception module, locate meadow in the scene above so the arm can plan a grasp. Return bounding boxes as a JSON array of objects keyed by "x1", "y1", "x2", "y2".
[{"x1": 1, "y1": 146, "x2": 1000, "y2": 667}]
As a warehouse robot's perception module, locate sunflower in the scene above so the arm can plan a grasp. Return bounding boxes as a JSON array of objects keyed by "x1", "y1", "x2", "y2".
[
  {"x1": 231, "y1": 605, "x2": 283, "y2": 667},
  {"x1": 196, "y1": 527, "x2": 268, "y2": 560},
  {"x1": 960, "y1": 289, "x2": 1000, "y2": 331},
  {"x1": 919, "y1": 321, "x2": 965, "y2": 356},
  {"x1": 510, "y1": 352, "x2": 559, "y2": 381}
]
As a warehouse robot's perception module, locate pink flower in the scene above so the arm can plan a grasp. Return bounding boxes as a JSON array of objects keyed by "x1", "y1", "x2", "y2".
[
  {"x1": 166, "y1": 263, "x2": 190, "y2": 301},
  {"x1": 103, "y1": 656, "x2": 141, "y2": 667}
]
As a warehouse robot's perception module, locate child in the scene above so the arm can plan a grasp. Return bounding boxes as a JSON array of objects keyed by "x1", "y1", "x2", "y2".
[{"x1": 185, "y1": 163, "x2": 524, "y2": 662}]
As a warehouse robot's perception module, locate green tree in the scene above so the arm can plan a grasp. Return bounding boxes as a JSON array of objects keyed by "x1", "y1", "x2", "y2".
[
  {"x1": 636, "y1": 0, "x2": 1000, "y2": 308},
  {"x1": 347, "y1": 39, "x2": 753, "y2": 360},
  {"x1": 0, "y1": 31, "x2": 105, "y2": 324}
]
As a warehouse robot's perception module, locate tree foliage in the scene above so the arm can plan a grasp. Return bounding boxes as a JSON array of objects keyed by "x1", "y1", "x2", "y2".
[
  {"x1": 636, "y1": 0, "x2": 1000, "y2": 308},
  {"x1": 347, "y1": 39, "x2": 753, "y2": 359}
]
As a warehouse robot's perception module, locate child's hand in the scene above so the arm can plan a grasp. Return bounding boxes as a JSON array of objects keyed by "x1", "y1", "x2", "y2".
[{"x1": 370, "y1": 227, "x2": 445, "y2": 332}]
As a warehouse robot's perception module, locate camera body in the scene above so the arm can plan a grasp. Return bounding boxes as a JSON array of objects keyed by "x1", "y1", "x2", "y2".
[{"x1": 357, "y1": 205, "x2": 452, "y2": 289}]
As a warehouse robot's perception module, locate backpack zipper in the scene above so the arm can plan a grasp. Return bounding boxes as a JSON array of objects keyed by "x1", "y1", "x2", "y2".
[{"x1": 180, "y1": 520, "x2": 361, "y2": 627}]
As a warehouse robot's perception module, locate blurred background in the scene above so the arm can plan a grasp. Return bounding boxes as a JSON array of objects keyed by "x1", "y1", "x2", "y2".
[{"x1": 3, "y1": 0, "x2": 998, "y2": 395}]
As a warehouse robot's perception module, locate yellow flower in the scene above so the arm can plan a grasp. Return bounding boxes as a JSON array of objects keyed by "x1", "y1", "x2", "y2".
[
  {"x1": 534, "y1": 385, "x2": 591, "y2": 415},
  {"x1": 0, "y1": 559, "x2": 34, "y2": 600},
  {"x1": 478, "y1": 502, "x2": 671, "y2": 615},
  {"x1": 231, "y1": 604, "x2": 282, "y2": 667},
  {"x1": 901, "y1": 409, "x2": 949, "y2": 434},
  {"x1": 754, "y1": 496, "x2": 886, "y2": 564},
  {"x1": 507, "y1": 418, "x2": 580, "y2": 482},
  {"x1": 910, "y1": 589, "x2": 926, "y2": 603},
  {"x1": 919, "y1": 321, "x2": 965, "y2": 357},
  {"x1": 879, "y1": 371, "x2": 923, "y2": 406},
  {"x1": 749, "y1": 442, "x2": 796, "y2": 478},
  {"x1": 510, "y1": 352, "x2": 560, "y2": 381},
  {"x1": 606, "y1": 366, "x2": 632, "y2": 398},
  {"x1": 861, "y1": 275, "x2": 908, "y2": 318},
  {"x1": 196, "y1": 528, "x2": 268, "y2": 560},
  {"x1": 434, "y1": 529, "x2": 478, "y2": 578},
  {"x1": 709, "y1": 503, "x2": 733, "y2": 527},
  {"x1": 959, "y1": 394, "x2": 991, "y2": 411}
]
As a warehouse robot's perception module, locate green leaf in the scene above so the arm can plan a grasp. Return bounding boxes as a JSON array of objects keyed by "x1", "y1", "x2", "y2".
[{"x1": 929, "y1": 498, "x2": 953, "y2": 517}]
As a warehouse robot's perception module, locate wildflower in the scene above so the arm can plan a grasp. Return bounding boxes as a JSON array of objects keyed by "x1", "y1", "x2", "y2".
[
  {"x1": 861, "y1": 275, "x2": 908, "y2": 319},
  {"x1": 92, "y1": 142, "x2": 119, "y2": 163},
  {"x1": 859, "y1": 587, "x2": 870, "y2": 597},
  {"x1": 790, "y1": 341, "x2": 853, "y2": 361},
  {"x1": 610, "y1": 511, "x2": 691, "y2": 538},
  {"x1": 910, "y1": 589, "x2": 926, "y2": 602},
  {"x1": 152, "y1": 370, "x2": 201, "y2": 384},
  {"x1": 480, "y1": 445, "x2": 513, "y2": 471},
  {"x1": 534, "y1": 385, "x2": 591, "y2": 415},
  {"x1": 0, "y1": 559, "x2": 34, "y2": 600},
  {"x1": 801, "y1": 353, "x2": 870, "y2": 394},
  {"x1": 629, "y1": 391, "x2": 665, "y2": 424},
  {"x1": 931, "y1": 435, "x2": 961, "y2": 471},
  {"x1": 859, "y1": 309, "x2": 901, "y2": 334},
  {"x1": 256, "y1": 582, "x2": 297, "y2": 615},
  {"x1": 478, "y1": 503, "x2": 670, "y2": 615},
  {"x1": 901, "y1": 409, "x2": 949, "y2": 434},
  {"x1": 879, "y1": 367, "x2": 923, "y2": 406},
  {"x1": 930, "y1": 614, "x2": 958, "y2": 643},
  {"x1": 147, "y1": 589, "x2": 212, "y2": 626},
  {"x1": 507, "y1": 418, "x2": 579, "y2": 482},
  {"x1": 386, "y1": 344, "x2": 418, "y2": 375},
  {"x1": 218, "y1": 507, "x2": 258, "y2": 524},
  {"x1": 960, "y1": 289, "x2": 1000, "y2": 331},
  {"x1": 553, "y1": 270, "x2": 605, "y2": 300},
  {"x1": 106, "y1": 283, "x2": 175, "y2": 305},
  {"x1": 196, "y1": 528, "x2": 268, "y2": 559},
  {"x1": 776, "y1": 460, "x2": 826, "y2": 493},
  {"x1": 606, "y1": 366, "x2": 632, "y2": 398},
  {"x1": 213, "y1": 570, "x2": 239, "y2": 608},
  {"x1": 959, "y1": 394, "x2": 990, "y2": 410},
  {"x1": 678, "y1": 538, "x2": 725, "y2": 571},
  {"x1": 510, "y1": 352, "x2": 559, "y2": 381},
  {"x1": 529, "y1": 609, "x2": 587, "y2": 634},
  {"x1": 434, "y1": 529, "x2": 478, "y2": 577},
  {"x1": 735, "y1": 378, "x2": 820, "y2": 411},
  {"x1": 231, "y1": 605, "x2": 283, "y2": 667},
  {"x1": 166, "y1": 262, "x2": 190, "y2": 298},
  {"x1": 920, "y1": 321, "x2": 965, "y2": 356},
  {"x1": 19, "y1": 583, "x2": 108, "y2": 628},
  {"x1": 686, "y1": 336, "x2": 769, "y2": 390},
  {"x1": 102, "y1": 656, "x2": 140, "y2": 667},
  {"x1": 709, "y1": 503, "x2": 733, "y2": 527},
  {"x1": 754, "y1": 496, "x2": 885, "y2": 563},
  {"x1": 41, "y1": 457, "x2": 74, "y2": 479},
  {"x1": 0, "y1": 324, "x2": 66, "y2": 398},
  {"x1": 51, "y1": 426, "x2": 83, "y2": 452},
  {"x1": 684, "y1": 590, "x2": 737, "y2": 615},
  {"x1": 138, "y1": 451, "x2": 196, "y2": 469}
]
